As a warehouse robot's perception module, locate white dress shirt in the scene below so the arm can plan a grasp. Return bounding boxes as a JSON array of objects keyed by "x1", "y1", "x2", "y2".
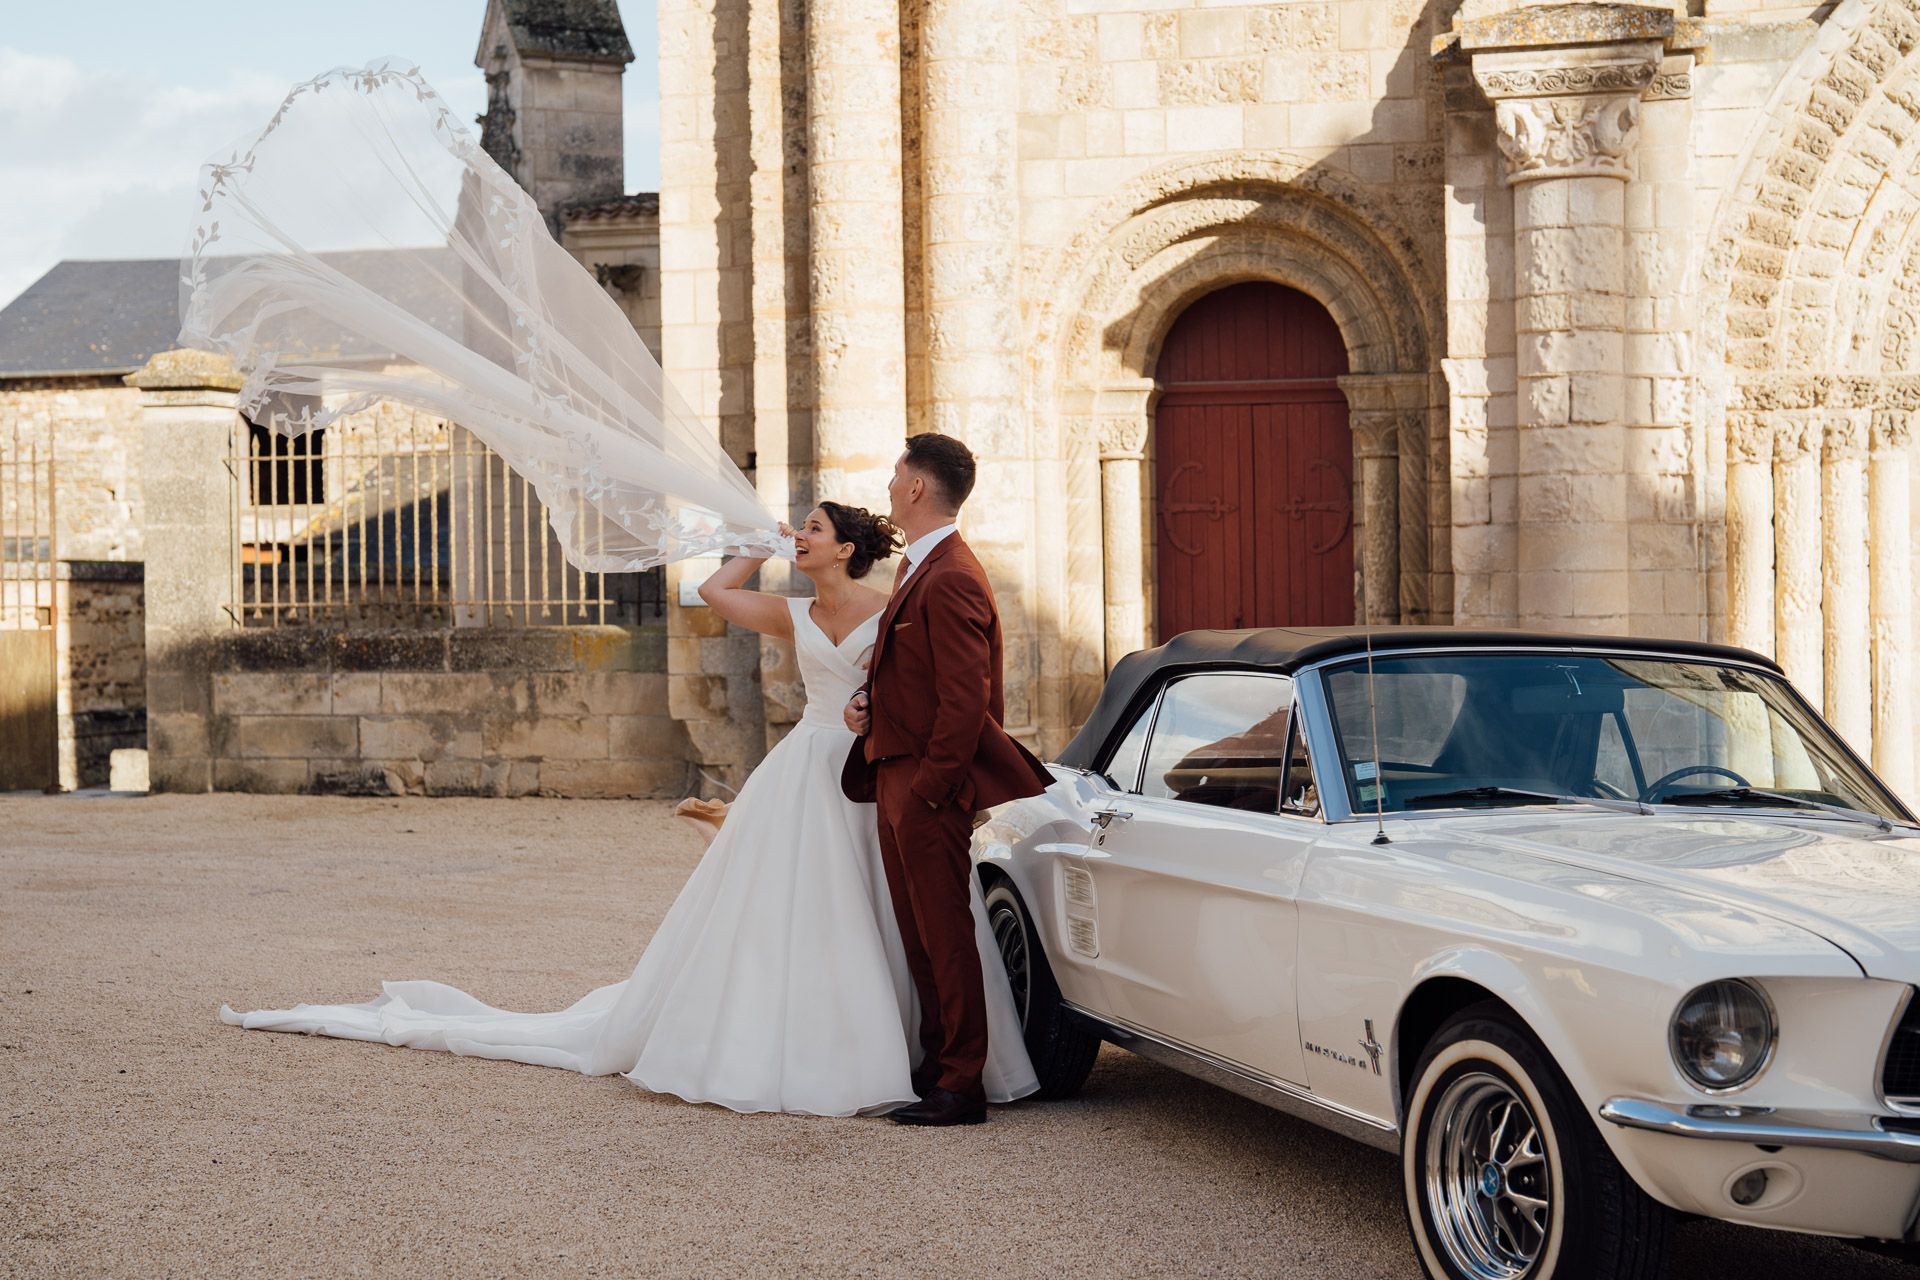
[{"x1": 896, "y1": 522, "x2": 957, "y2": 587}]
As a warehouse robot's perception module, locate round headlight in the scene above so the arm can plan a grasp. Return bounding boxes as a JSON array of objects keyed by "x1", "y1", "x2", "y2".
[{"x1": 1670, "y1": 979, "x2": 1775, "y2": 1091}]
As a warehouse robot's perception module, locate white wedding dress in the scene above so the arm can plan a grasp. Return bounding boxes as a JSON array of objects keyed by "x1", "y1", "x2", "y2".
[{"x1": 221, "y1": 597, "x2": 1040, "y2": 1115}]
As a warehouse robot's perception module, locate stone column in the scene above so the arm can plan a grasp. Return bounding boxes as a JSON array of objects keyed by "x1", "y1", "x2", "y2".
[
  {"x1": 128, "y1": 350, "x2": 243, "y2": 794},
  {"x1": 921, "y1": 0, "x2": 1033, "y2": 728},
  {"x1": 1725, "y1": 410, "x2": 1775, "y2": 657},
  {"x1": 1871, "y1": 408, "x2": 1914, "y2": 797},
  {"x1": 1097, "y1": 383, "x2": 1154, "y2": 667},
  {"x1": 1821, "y1": 406, "x2": 1870, "y2": 753},
  {"x1": 1353, "y1": 415, "x2": 1400, "y2": 625},
  {"x1": 1771, "y1": 408, "x2": 1823, "y2": 707},
  {"x1": 1340, "y1": 373, "x2": 1428, "y2": 625},
  {"x1": 658, "y1": 0, "x2": 766, "y2": 787},
  {"x1": 1465, "y1": 7, "x2": 1668, "y2": 633},
  {"x1": 1062, "y1": 393, "x2": 1110, "y2": 716},
  {"x1": 806, "y1": 0, "x2": 908, "y2": 509},
  {"x1": 746, "y1": 0, "x2": 811, "y2": 749}
]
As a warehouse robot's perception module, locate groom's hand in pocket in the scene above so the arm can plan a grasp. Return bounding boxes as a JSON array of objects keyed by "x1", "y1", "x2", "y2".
[{"x1": 844, "y1": 690, "x2": 871, "y2": 735}]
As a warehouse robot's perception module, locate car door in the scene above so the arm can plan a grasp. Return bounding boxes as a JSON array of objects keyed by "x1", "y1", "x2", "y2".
[{"x1": 1078, "y1": 671, "x2": 1319, "y2": 1085}]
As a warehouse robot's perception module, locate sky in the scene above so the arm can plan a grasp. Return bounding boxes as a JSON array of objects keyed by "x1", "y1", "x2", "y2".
[{"x1": 0, "y1": 0, "x2": 660, "y2": 308}]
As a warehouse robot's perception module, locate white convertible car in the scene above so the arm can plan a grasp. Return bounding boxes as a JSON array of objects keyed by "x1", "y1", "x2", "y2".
[{"x1": 974, "y1": 627, "x2": 1920, "y2": 1280}]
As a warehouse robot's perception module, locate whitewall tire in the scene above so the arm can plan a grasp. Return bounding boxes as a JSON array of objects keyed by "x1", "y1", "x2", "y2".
[{"x1": 1402, "y1": 1004, "x2": 1668, "y2": 1280}]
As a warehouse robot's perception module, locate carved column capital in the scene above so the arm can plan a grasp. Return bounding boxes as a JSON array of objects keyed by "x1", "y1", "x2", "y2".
[
  {"x1": 1822, "y1": 408, "x2": 1870, "y2": 461},
  {"x1": 1351, "y1": 411, "x2": 1403, "y2": 459},
  {"x1": 1767, "y1": 409, "x2": 1822, "y2": 464},
  {"x1": 1470, "y1": 40, "x2": 1662, "y2": 184},
  {"x1": 1873, "y1": 409, "x2": 1915, "y2": 455},
  {"x1": 1097, "y1": 414, "x2": 1148, "y2": 461},
  {"x1": 1095, "y1": 380, "x2": 1155, "y2": 461},
  {"x1": 1726, "y1": 411, "x2": 1774, "y2": 466}
]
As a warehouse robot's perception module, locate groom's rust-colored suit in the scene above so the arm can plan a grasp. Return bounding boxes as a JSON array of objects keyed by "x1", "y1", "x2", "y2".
[{"x1": 841, "y1": 533, "x2": 1052, "y2": 1100}]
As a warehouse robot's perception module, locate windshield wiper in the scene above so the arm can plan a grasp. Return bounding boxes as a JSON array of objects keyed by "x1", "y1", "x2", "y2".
[
  {"x1": 1404, "y1": 786, "x2": 1648, "y2": 814},
  {"x1": 1404, "y1": 786, "x2": 1569, "y2": 810},
  {"x1": 1662, "y1": 787, "x2": 1893, "y2": 831}
]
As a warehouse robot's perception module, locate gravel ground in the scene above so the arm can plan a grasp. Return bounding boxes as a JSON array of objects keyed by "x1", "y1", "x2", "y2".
[{"x1": 2, "y1": 792, "x2": 1914, "y2": 1279}]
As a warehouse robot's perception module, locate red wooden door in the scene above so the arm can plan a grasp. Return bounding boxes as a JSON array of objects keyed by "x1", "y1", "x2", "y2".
[{"x1": 1154, "y1": 282, "x2": 1354, "y2": 638}]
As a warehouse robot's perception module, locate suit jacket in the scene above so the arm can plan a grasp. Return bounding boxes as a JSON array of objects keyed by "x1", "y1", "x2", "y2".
[{"x1": 840, "y1": 533, "x2": 1052, "y2": 812}]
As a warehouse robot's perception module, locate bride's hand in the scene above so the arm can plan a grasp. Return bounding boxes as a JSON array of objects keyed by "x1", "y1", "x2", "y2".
[{"x1": 777, "y1": 521, "x2": 796, "y2": 540}]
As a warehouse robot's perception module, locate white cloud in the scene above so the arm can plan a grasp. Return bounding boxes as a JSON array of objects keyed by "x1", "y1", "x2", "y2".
[{"x1": 0, "y1": 48, "x2": 482, "y2": 306}]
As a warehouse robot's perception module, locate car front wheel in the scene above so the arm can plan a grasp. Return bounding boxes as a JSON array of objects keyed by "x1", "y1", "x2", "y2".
[
  {"x1": 984, "y1": 880, "x2": 1099, "y2": 1098},
  {"x1": 1403, "y1": 1003, "x2": 1669, "y2": 1280}
]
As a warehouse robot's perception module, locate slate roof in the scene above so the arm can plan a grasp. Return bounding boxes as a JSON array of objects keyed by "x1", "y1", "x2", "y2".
[
  {"x1": 1055, "y1": 625, "x2": 1782, "y2": 770},
  {"x1": 489, "y1": 0, "x2": 633, "y2": 63},
  {"x1": 563, "y1": 192, "x2": 660, "y2": 223},
  {"x1": 0, "y1": 250, "x2": 468, "y2": 383},
  {"x1": 0, "y1": 259, "x2": 182, "y2": 379}
]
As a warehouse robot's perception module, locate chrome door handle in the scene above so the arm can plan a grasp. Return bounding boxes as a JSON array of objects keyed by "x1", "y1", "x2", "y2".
[{"x1": 1090, "y1": 808, "x2": 1133, "y2": 830}]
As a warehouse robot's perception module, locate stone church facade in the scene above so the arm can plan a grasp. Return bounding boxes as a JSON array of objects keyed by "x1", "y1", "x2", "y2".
[
  {"x1": 654, "y1": 0, "x2": 1920, "y2": 800},
  {"x1": 11, "y1": 0, "x2": 1920, "y2": 800}
]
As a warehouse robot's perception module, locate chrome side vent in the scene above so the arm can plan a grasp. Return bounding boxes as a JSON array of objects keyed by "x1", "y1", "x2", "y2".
[
  {"x1": 1061, "y1": 864, "x2": 1099, "y2": 957},
  {"x1": 1063, "y1": 865, "x2": 1096, "y2": 910},
  {"x1": 1885, "y1": 988, "x2": 1920, "y2": 1105}
]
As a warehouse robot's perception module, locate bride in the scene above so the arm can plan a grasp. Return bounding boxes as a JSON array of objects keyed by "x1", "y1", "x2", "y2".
[
  {"x1": 221, "y1": 501, "x2": 1040, "y2": 1116},
  {"x1": 188, "y1": 61, "x2": 1035, "y2": 1116}
]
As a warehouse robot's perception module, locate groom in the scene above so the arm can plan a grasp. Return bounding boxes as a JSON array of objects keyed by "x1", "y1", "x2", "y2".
[{"x1": 842, "y1": 433, "x2": 1053, "y2": 1127}]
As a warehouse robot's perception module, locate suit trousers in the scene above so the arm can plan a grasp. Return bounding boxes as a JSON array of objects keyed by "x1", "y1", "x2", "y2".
[{"x1": 873, "y1": 758, "x2": 987, "y2": 1100}]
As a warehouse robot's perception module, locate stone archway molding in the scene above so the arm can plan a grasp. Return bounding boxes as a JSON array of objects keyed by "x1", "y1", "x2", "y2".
[
  {"x1": 1036, "y1": 150, "x2": 1441, "y2": 376},
  {"x1": 1702, "y1": 0, "x2": 1920, "y2": 795},
  {"x1": 1039, "y1": 152, "x2": 1443, "y2": 669}
]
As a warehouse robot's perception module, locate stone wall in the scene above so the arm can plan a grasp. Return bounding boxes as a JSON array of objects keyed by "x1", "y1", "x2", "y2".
[
  {"x1": 561, "y1": 204, "x2": 664, "y2": 360},
  {"x1": 0, "y1": 379, "x2": 143, "y2": 562},
  {"x1": 151, "y1": 625, "x2": 688, "y2": 798},
  {"x1": 55, "y1": 561, "x2": 144, "y2": 789}
]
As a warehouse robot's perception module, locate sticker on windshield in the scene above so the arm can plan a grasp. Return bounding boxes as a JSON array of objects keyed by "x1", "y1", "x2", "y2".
[
  {"x1": 1354, "y1": 761, "x2": 1378, "y2": 781},
  {"x1": 1357, "y1": 782, "x2": 1381, "y2": 804}
]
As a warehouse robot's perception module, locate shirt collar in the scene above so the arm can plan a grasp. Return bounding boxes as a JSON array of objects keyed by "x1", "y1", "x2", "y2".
[{"x1": 902, "y1": 523, "x2": 958, "y2": 574}]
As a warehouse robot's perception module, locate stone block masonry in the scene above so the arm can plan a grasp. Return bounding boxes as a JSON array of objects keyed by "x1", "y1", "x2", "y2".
[
  {"x1": 167, "y1": 625, "x2": 688, "y2": 799},
  {"x1": 53, "y1": 561, "x2": 146, "y2": 790}
]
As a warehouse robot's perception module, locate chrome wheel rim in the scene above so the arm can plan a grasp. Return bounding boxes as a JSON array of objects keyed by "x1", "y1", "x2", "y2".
[
  {"x1": 1423, "y1": 1072, "x2": 1552, "y2": 1280},
  {"x1": 989, "y1": 900, "x2": 1031, "y2": 1027}
]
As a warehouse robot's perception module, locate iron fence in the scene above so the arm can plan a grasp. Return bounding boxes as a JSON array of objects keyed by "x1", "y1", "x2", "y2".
[
  {"x1": 1, "y1": 414, "x2": 57, "y2": 790},
  {"x1": 228, "y1": 414, "x2": 665, "y2": 628},
  {"x1": 0, "y1": 415, "x2": 54, "y2": 631}
]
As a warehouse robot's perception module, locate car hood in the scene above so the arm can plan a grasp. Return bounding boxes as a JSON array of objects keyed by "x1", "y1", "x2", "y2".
[{"x1": 1433, "y1": 810, "x2": 1920, "y2": 982}]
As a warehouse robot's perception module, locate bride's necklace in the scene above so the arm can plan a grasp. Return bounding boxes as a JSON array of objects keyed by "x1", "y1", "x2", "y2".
[{"x1": 811, "y1": 585, "x2": 870, "y2": 645}]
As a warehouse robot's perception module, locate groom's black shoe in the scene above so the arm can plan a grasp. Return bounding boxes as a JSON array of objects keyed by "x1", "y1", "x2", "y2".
[{"x1": 890, "y1": 1087, "x2": 986, "y2": 1127}]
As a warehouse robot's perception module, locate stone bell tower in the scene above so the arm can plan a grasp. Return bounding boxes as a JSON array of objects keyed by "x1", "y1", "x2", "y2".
[{"x1": 475, "y1": 0, "x2": 635, "y2": 230}]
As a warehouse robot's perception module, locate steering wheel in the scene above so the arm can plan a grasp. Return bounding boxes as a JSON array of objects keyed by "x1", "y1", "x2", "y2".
[{"x1": 1642, "y1": 764, "x2": 1751, "y2": 803}]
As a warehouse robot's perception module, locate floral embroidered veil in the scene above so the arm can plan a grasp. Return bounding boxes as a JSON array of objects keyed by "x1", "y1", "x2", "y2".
[{"x1": 179, "y1": 58, "x2": 790, "y2": 570}]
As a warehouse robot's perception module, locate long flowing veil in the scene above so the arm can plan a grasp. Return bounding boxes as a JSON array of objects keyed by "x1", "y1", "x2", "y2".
[{"x1": 177, "y1": 58, "x2": 788, "y2": 570}]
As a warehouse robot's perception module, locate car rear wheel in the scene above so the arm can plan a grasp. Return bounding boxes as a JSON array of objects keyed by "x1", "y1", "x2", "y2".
[
  {"x1": 1403, "y1": 1003, "x2": 1669, "y2": 1280},
  {"x1": 984, "y1": 880, "x2": 1099, "y2": 1099}
]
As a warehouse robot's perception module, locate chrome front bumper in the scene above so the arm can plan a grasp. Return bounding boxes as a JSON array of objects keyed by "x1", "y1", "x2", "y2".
[{"x1": 1601, "y1": 1097, "x2": 1920, "y2": 1163}]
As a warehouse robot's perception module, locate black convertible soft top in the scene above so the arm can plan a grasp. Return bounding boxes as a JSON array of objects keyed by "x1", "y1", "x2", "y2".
[{"x1": 1053, "y1": 625, "x2": 1782, "y2": 771}]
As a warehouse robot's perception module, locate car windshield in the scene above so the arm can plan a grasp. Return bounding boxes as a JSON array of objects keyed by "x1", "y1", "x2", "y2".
[{"x1": 1320, "y1": 652, "x2": 1909, "y2": 822}]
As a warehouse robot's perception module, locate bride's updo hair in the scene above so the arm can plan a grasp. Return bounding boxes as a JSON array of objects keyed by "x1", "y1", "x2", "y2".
[{"x1": 815, "y1": 502, "x2": 903, "y2": 580}]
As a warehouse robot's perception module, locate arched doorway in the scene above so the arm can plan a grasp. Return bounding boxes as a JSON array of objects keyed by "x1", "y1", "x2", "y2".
[{"x1": 1153, "y1": 282, "x2": 1354, "y2": 637}]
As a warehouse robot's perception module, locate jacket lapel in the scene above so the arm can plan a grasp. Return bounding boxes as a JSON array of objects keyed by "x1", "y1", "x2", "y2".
[{"x1": 871, "y1": 533, "x2": 958, "y2": 672}]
